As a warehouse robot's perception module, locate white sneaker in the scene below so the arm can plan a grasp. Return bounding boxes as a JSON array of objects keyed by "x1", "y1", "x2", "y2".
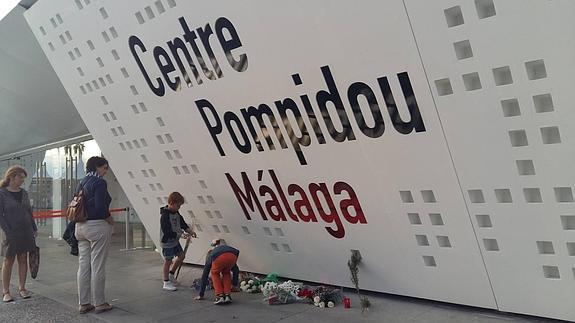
[
  {"x1": 163, "y1": 281, "x2": 177, "y2": 291},
  {"x1": 169, "y1": 273, "x2": 175, "y2": 282}
]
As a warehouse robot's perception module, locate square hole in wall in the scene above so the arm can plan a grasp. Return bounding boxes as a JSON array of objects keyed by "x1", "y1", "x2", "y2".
[
  {"x1": 399, "y1": 191, "x2": 414, "y2": 203},
  {"x1": 523, "y1": 188, "x2": 542, "y2": 203},
  {"x1": 434, "y1": 78, "x2": 453, "y2": 96},
  {"x1": 130, "y1": 85, "x2": 139, "y2": 95},
  {"x1": 468, "y1": 189, "x2": 485, "y2": 203},
  {"x1": 212, "y1": 225, "x2": 221, "y2": 233},
  {"x1": 182, "y1": 166, "x2": 190, "y2": 174},
  {"x1": 421, "y1": 190, "x2": 436, "y2": 203},
  {"x1": 540, "y1": 126, "x2": 561, "y2": 144},
  {"x1": 422, "y1": 255, "x2": 436, "y2": 267},
  {"x1": 241, "y1": 226, "x2": 250, "y2": 234},
  {"x1": 144, "y1": 6, "x2": 155, "y2": 19},
  {"x1": 206, "y1": 195, "x2": 215, "y2": 203},
  {"x1": 263, "y1": 227, "x2": 272, "y2": 236},
  {"x1": 111, "y1": 49, "x2": 120, "y2": 61},
  {"x1": 475, "y1": 0, "x2": 496, "y2": 19},
  {"x1": 214, "y1": 211, "x2": 222, "y2": 219},
  {"x1": 99, "y1": 7, "x2": 108, "y2": 19},
  {"x1": 172, "y1": 167, "x2": 181, "y2": 175},
  {"x1": 533, "y1": 94, "x2": 553, "y2": 113},
  {"x1": 109, "y1": 27, "x2": 118, "y2": 39},
  {"x1": 516, "y1": 160, "x2": 535, "y2": 176},
  {"x1": 270, "y1": 243, "x2": 280, "y2": 252},
  {"x1": 125, "y1": 141, "x2": 133, "y2": 150},
  {"x1": 96, "y1": 57, "x2": 104, "y2": 67},
  {"x1": 191, "y1": 165, "x2": 200, "y2": 173},
  {"x1": 140, "y1": 138, "x2": 148, "y2": 147},
  {"x1": 197, "y1": 196, "x2": 205, "y2": 204},
  {"x1": 495, "y1": 189, "x2": 512, "y2": 203},
  {"x1": 156, "y1": 117, "x2": 165, "y2": 126},
  {"x1": 492, "y1": 66, "x2": 513, "y2": 86},
  {"x1": 508, "y1": 130, "x2": 528, "y2": 147},
  {"x1": 48, "y1": 42, "x2": 55, "y2": 51},
  {"x1": 87, "y1": 40, "x2": 95, "y2": 50},
  {"x1": 462, "y1": 72, "x2": 482, "y2": 91},
  {"x1": 542, "y1": 266, "x2": 560, "y2": 279},
  {"x1": 444, "y1": 6, "x2": 464, "y2": 27},
  {"x1": 274, "y1": 228, "x2": 284, "y2": 236},
  {"x1": 119, "y1": 143, "x2": 126, "y2": 151},
  {"x1": 282, "y1": 244, "x2": 292, "y2": 253},
  {"x1": 429, "y1": 213, "x2": 444, "y2": 226},
  {"x1": 135, "y1": 12, "x2": 145, "y2": 24},
  {"x1": 173, "y1": 150, "x2": 182, "y2": 159},
  {"x1": 566, "y1": 243, "x2": 575, "y2": 256},
  {"x1": 121, "y1": 68, "x2": 129, "y2": 78},
  {"x1": 127, "y1": 171, "x2": 134, "y2": 179},
  {"x1": 167, "y1": 0, "x2": 176, "y2": 8},
  {"x1": 102, "y1": 31, "x2": 110, "y2": 42},
  {"x1": 525, "y1": 59, "x2": 547, "y2": 80},
  {"x1": 164, "y1": 151, "x2": 173, "y2": 160},
  {"x1": 554, "y1": 187, "x2": 573, "y2": 202},
  {"x1": 138, "y1": 102, "x2": 147, "y2": 112},
  {"x1": 142, "y1": 197, "x2": 149, "y2": 204},
  {"x1": 437, "y1": 236, "x2": 452, "y2": 248},
  {"x1": 476, "y1": 214, "x2": 492, "y2": 228},
  {"x1": 199, "y1": 180, "x2": 207, "y2": 189},
  {"x1": 453, "y1": 40, "x2": 473, "y2": 60},
  {"x1": 155, "y1": 0, "x2": 166, "y2": 13},
  {"x1": 407, "y1": 213, "x2": 422, "y2": 225},
  {"x1": 222, "y1": 225, "x2": 230, "y2": 233},
  {"x1": 561, "y1": 216, "x2": 575, "y2": 230},
  {"x1": 195, "y1": 224, "x2": 203, "y2": 232},
  {"x1": 187, "y1": 210, "x2": 195, "y2": 218},
  {"x1": 537, "y1": 241, "x2": 555, "y2": 254},
  {"x1": 156, "y1": 197, "x2": 163, "y2": 204},
  {"x1": 149, "y1": 184, "x2": 156, "y2": 191},
  {"x1": 415, "y1": 235, "x2": 430, "y2": 246},
  {"x1": 483, "y1": 238, "x2": 499, "y2": 251}
]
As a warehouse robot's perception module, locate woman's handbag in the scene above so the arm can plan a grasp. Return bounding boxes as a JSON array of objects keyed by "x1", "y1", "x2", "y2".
[{"x1": 28, "y1": 240, "x2": 40, "y2": 279}]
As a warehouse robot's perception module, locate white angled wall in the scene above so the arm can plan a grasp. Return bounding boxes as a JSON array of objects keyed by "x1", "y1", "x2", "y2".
[{"x1": 24, "y1": 0, "x2": 575, "y2": 320}]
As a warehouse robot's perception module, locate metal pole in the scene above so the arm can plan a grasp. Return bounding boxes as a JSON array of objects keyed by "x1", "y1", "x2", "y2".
[{"x1": 125, "y1": 207, "x2": 132, "y2": 249}]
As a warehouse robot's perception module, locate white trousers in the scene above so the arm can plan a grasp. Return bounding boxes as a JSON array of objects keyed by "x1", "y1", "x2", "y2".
[{"x1": 75, "y1": 220, "x2": 113, "y2": 306}]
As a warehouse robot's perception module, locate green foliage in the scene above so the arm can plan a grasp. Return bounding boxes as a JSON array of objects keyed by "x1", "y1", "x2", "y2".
[{"x1": 347, "y1": 250, "x2": 371, "y2": 314}]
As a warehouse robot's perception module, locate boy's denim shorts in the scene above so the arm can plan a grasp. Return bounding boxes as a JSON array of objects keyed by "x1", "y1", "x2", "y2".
[{"x1": 162, "y1": 244, "x2": 184, "y2": 260}]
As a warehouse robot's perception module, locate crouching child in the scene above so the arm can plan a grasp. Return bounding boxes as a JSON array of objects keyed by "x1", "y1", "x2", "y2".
[{"x1": 160, "y1": 192, "x2": 197, "y2": 291}]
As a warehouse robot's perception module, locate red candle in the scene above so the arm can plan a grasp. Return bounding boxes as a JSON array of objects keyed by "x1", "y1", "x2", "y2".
[{"x1": 343, "y1": 297, "x2": 351, "y2": 308}]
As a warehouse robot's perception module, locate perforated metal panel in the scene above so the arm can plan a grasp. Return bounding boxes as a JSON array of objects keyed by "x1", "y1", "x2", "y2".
[{"x1": 24, "y1": 1, "x2": 575, "y2": 320}]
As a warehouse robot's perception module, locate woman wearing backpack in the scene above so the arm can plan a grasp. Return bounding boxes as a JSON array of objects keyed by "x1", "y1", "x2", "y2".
[
  {"x1": 75, "y1": 156, "x2": 114, "y2": 314},
  {"x1": 0, "y1": 166, "x2": 37, "y2": 302}
]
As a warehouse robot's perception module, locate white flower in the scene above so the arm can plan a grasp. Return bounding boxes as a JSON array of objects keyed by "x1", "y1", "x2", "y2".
[
  {"x1": 313, "y1": 296, "x2": 321, "y2": 304},
  {"x1": 248, "y1": 280, "x2": 254, "y2": 285},
  {"x1": 328, "y1": 301, "x2": 335, "y2": 308},
  {"x1": 319, "y1": 302, "x2": 325, "y2": 308},
  {"x1": 240, "y1": 281, "x2": 246, "y2": 287},
  {"x1": 314, "y1": 302, "x2": 319, "y2": 307}
]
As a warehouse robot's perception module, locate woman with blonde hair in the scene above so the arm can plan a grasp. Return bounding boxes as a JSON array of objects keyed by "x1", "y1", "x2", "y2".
[{"x1": 0, "y1": 166, "x2": 37, "y2": 302}]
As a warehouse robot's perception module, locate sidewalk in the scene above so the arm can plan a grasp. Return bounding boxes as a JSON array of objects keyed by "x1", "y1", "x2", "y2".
[{"x1": 0, "y1": 235, "x2": 561, "y2": 323}]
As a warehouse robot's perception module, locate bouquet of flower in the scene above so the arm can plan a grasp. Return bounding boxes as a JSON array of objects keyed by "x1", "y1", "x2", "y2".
[
  {"x1": 263, "y1": 280, "x2": 303, "y2": 305},
  {"x1": 239, "y1": 277, "x2": 263, "y2": 293},
  {"x1": 311, "y1": 286, "x2": 343, "y2": 309}
]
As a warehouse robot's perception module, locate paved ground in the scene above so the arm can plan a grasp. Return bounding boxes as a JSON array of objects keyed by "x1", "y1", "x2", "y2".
[{"x1": 0, "y1": 234, "x2": 565, "y2": 323}]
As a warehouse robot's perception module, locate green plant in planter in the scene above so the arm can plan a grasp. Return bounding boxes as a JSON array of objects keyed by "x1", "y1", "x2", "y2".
[{"x1": 347, "y1": 249, "x2": 370, "y2": 314}]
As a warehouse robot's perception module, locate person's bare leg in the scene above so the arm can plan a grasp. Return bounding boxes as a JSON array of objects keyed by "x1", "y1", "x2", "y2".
[
  {"x1": 16, "y1": 253, "x2": 28, "y2": 292},
  {"x1": 170, "y1": 254, "x2": 185, "y2": 273},
  {"x1": 163, "y1": 260, "x2": 172, "y2": 281},
  {"x1": 2, "y1": 256, "x2": 15, "y2": 295}
]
